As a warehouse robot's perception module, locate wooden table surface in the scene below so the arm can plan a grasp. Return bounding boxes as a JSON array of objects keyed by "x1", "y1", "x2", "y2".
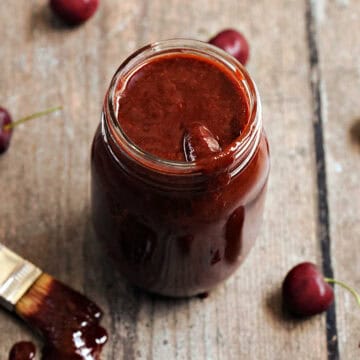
[{"x1": 1, "y1": 1, "x2": 359, "y2": 359}]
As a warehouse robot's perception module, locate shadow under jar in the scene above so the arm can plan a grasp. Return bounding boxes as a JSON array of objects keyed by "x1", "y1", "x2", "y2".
[{"x1": 91, "y1": 39, "x2": 270, "y2": 297}]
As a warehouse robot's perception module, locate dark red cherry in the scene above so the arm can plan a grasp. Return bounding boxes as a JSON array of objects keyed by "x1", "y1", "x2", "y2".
[
  {"x1": 0, "y1": 107, "x2": 13, "y2": 154},
  {"x1": 9, "y1": 341, "x2": 36, "y2": 360},
  {"x1": 282, "y1": 262, "x2": 334, "y2": 317},
  {"x1": 50, "y1": 0, "x2": 99, "y2": 25},
  {"x1": 209, "y1": 29, "x2": 250, "y2": 65},
  {"x1": 182, "y1": 123, "x2": 221, "y2": 162}
]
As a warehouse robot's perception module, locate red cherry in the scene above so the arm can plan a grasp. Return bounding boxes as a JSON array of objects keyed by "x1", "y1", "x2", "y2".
[
  {"x1": 282, "y1": 262, "x2": 334, "y2": 316},
  {"x1": 182, "y1": 123, "x2": 221, "y2": 162},
  {"x1": 9, "y1": 341, "x2": 36, "y2": 360},
  {"x1": 209, "y1": 29, "x2": 250, "y2": 66},
  {"x1": 50, "y1": 0, "x2": 99, "y2": 25},
  {"x1": 0, "y1": 107, "x2": 13, "y2": 154}
]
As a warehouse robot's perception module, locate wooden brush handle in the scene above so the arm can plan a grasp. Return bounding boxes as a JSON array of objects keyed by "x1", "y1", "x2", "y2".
[{"x1": 0, "y1": 244, "x2": 42, "y2": 311}]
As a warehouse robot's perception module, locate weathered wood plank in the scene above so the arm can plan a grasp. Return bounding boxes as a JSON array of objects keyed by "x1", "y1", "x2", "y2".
[
  {"x1": 0, "y1": 0, "x2": 340, "y2": 359},
  {"x1": 316, "y1": 1, "x2": 360, "y2": 359},
  {"x1": 85, "y1": 0, "x2": 328, "y2": 359}
]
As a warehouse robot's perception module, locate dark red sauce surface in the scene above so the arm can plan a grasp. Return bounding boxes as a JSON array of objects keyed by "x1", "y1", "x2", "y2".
[
  {"x1": 14, "y1": 275, "x2": 107, "y2": 360},
  {"x1": 9, "y1": 342, "x2": 36, "y2": 360},
  {"x1": 91, "y1": 51, "x2": 270, "y2": 297},
  {"x1": 117, "y1": 54, "x2": 249, "y2": 161}
]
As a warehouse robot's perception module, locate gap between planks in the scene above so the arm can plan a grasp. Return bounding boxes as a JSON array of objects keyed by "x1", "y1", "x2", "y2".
[{"x1": 306, "y1": 1, "x2": 339, "y2": 359}]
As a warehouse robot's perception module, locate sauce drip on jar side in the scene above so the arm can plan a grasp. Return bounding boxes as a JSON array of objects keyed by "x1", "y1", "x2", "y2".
[
  {"x1": 12, "y1": 276, "x2": 108, "y2": 360},
  {"x1": 116, "y1": 53, "x2": 249, "y2": 162}
]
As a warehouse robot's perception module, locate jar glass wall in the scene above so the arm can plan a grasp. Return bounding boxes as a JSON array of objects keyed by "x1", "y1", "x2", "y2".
[{"x1": 91, "y1": 39, "x2": 270, "y2": 297}]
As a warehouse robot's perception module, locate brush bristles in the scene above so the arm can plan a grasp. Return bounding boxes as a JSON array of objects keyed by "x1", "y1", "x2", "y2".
[{"x1": 15, "y1": 273, "x2": 53, "y2": 318}]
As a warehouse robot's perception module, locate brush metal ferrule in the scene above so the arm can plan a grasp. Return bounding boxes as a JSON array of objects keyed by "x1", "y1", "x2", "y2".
[{"x1": 0, "y1": 244, "x2": 42, "y2": 311}]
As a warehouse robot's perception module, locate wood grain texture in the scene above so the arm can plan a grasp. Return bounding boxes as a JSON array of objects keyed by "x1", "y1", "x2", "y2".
[
  {"x1": 0, "y1": 0, "x2": 358, "y2": 359},
  {"x1": 316, "y1": 1, "x2": 360, "y2": 359}
]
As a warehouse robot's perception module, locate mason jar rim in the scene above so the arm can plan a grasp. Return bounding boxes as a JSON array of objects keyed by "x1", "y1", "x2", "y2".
[{"x1": 104, "y1": 38, "x2": 262, "y2": 177}]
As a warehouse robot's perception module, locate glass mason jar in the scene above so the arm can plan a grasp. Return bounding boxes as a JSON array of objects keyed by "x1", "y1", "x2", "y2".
[{"x1": 91, "y1": 39, "x2": 270, "y2": 297}]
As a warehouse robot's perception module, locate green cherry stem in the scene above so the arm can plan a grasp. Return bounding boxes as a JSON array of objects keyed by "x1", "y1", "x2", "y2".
[
  {"x1": 4, "y1": 106, "x2": 62, "y2": 131},
  {"x1": 325, "y1": 278, "x2": 360, "y2": 307}
]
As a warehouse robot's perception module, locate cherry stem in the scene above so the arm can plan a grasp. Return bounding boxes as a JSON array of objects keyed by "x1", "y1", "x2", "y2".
[
  {"x1": 325, "y1": 278, "x2": 360, "y2": 307},
  {"x1": 3, "y1": 106, "x2": 62, "y2": 131}
]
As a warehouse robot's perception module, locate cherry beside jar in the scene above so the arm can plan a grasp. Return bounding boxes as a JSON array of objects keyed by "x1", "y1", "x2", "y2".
[{"x1": 91, "y1": 39, "x2": 270, "y2": 297}]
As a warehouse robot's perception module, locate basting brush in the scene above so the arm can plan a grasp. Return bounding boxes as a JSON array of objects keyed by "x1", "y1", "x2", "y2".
[{"x1": 0, "y1": 243, "x2": 108, "y2": 360}]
